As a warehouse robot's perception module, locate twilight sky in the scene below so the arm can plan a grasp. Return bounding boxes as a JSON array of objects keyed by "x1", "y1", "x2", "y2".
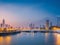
[{"x1": 0, "y1": 0, "x2": 60, "y2": 27}]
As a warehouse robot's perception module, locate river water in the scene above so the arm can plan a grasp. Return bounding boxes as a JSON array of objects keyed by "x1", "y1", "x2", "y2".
[{"x1": 0, "y1": 32, "x2": 60, "y2": 45}]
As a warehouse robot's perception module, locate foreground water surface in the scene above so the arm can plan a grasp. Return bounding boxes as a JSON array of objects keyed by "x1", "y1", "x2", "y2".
[{"x1": 0, "y1": 32, "x2": 60, "y2": 45}]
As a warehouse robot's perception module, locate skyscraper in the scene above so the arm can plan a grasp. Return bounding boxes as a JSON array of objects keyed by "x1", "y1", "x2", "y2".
[
  {"x1": 45, "y1": 20, "x2": 49, "y2": 30},
  {"x1": 50, "y1": 22, "x2": 52, "y2": 27},
  {"x1": 57, "y1": 17, "x2": 60, "y2": 27},
  {"x1": 2, "y1": 19, "x2": 5, "y2": 27},
  {"x1": 29, "y1": 23, "x2": 35, "y2": 29},
  {"x1": 2, "y1": 19, "x2": 5, "y2": 25}
]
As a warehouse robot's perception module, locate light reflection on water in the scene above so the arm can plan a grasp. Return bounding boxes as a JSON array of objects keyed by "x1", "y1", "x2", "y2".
[
  {"x1": 56, "y1": 34, "x2": 60, "y2": 45},
  {"x1": 0, "y1": 36, "x2": 11, "y2": 45},
  {"x1": 0, "y1": 32, "x2": 60, "y2": 45}
]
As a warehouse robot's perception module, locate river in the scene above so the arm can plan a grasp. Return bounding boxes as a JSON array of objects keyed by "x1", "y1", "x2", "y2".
[{"x1": 0, "y1": 31, "x2": 60, "y2": 45}]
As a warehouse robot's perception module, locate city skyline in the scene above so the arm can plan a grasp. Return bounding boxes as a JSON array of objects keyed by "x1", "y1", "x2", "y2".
[
  {"x1": 0, "y1": 1, "x2": 60, "y2": 45},
  {"x1": 0, "y1": 0, "x2": 60, "y2": 27}
]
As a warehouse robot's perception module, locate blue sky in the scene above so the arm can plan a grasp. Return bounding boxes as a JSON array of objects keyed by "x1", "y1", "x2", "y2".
[{"x1": 0, "y1": 0, "x2": 60, "y2": 27}]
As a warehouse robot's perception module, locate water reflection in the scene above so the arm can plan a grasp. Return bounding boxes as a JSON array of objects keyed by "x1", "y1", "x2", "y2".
[
  {"x1": 55, "y1": 34, "x2": 60, "y2": 45},
  {"x1": 25, "y1": 32, "x2": 35, "y2": 37},
  {"x1": 45, "y1": 33, "x2": 49, "y2": 43},
  {"x1": 16, "y1": 32, "x2": 35, "y2": 38},
  {"x1": 0, "y1": 32, "x2": 60, "y2": 45},
  {"x1": 44, "y1": 33, "x2": 60, "y2": 45},
  {"x1": 45, "y1": 33, "x2": 56, "y2": 45},
  {"x1": 0, "y1": 36, "x2": 11, "y2": 45}
]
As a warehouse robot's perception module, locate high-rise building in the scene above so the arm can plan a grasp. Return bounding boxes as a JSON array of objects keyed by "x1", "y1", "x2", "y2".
[
  {"x1": 45, "y1": 20, "x2": 49, "y2": 30},
  {"x1": 1, "y1": 24, "x2": 3, "y2": 27},
  {"x1": 57, "y1": 17, "x2": 60, "y2": 27},
  {"x1": 2, "y1": 19, "x2": 5, "y2": 28},
  {"x1": 50, "y1": 22, "x2": 52, "y2": 27},
  {"x1": 29, "y1": 23, "x2": 35, "y2": 29},
  {"x1": 2, "y1": 19, "x2": 5, "y2": 25}
]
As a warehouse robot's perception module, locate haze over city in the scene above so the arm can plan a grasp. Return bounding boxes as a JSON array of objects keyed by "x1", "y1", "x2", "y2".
[
  {"x1": 0, "y1": 0, "x2": 60, "y2": 45},
  {"x1": 0, "y1": 0, "x2": 60, "y2": 27}
]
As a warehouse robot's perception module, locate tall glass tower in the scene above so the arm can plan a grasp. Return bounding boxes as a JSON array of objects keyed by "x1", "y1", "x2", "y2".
[
  {"x1": 57, "y1": 17, "x2": 60, "y2": 27},
  {"x1": 45, "y1": 20, "x2": 49, "y2": 30},
  {"x1": 2, "y1": 19, "x2": 5, "y2": 27}
]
